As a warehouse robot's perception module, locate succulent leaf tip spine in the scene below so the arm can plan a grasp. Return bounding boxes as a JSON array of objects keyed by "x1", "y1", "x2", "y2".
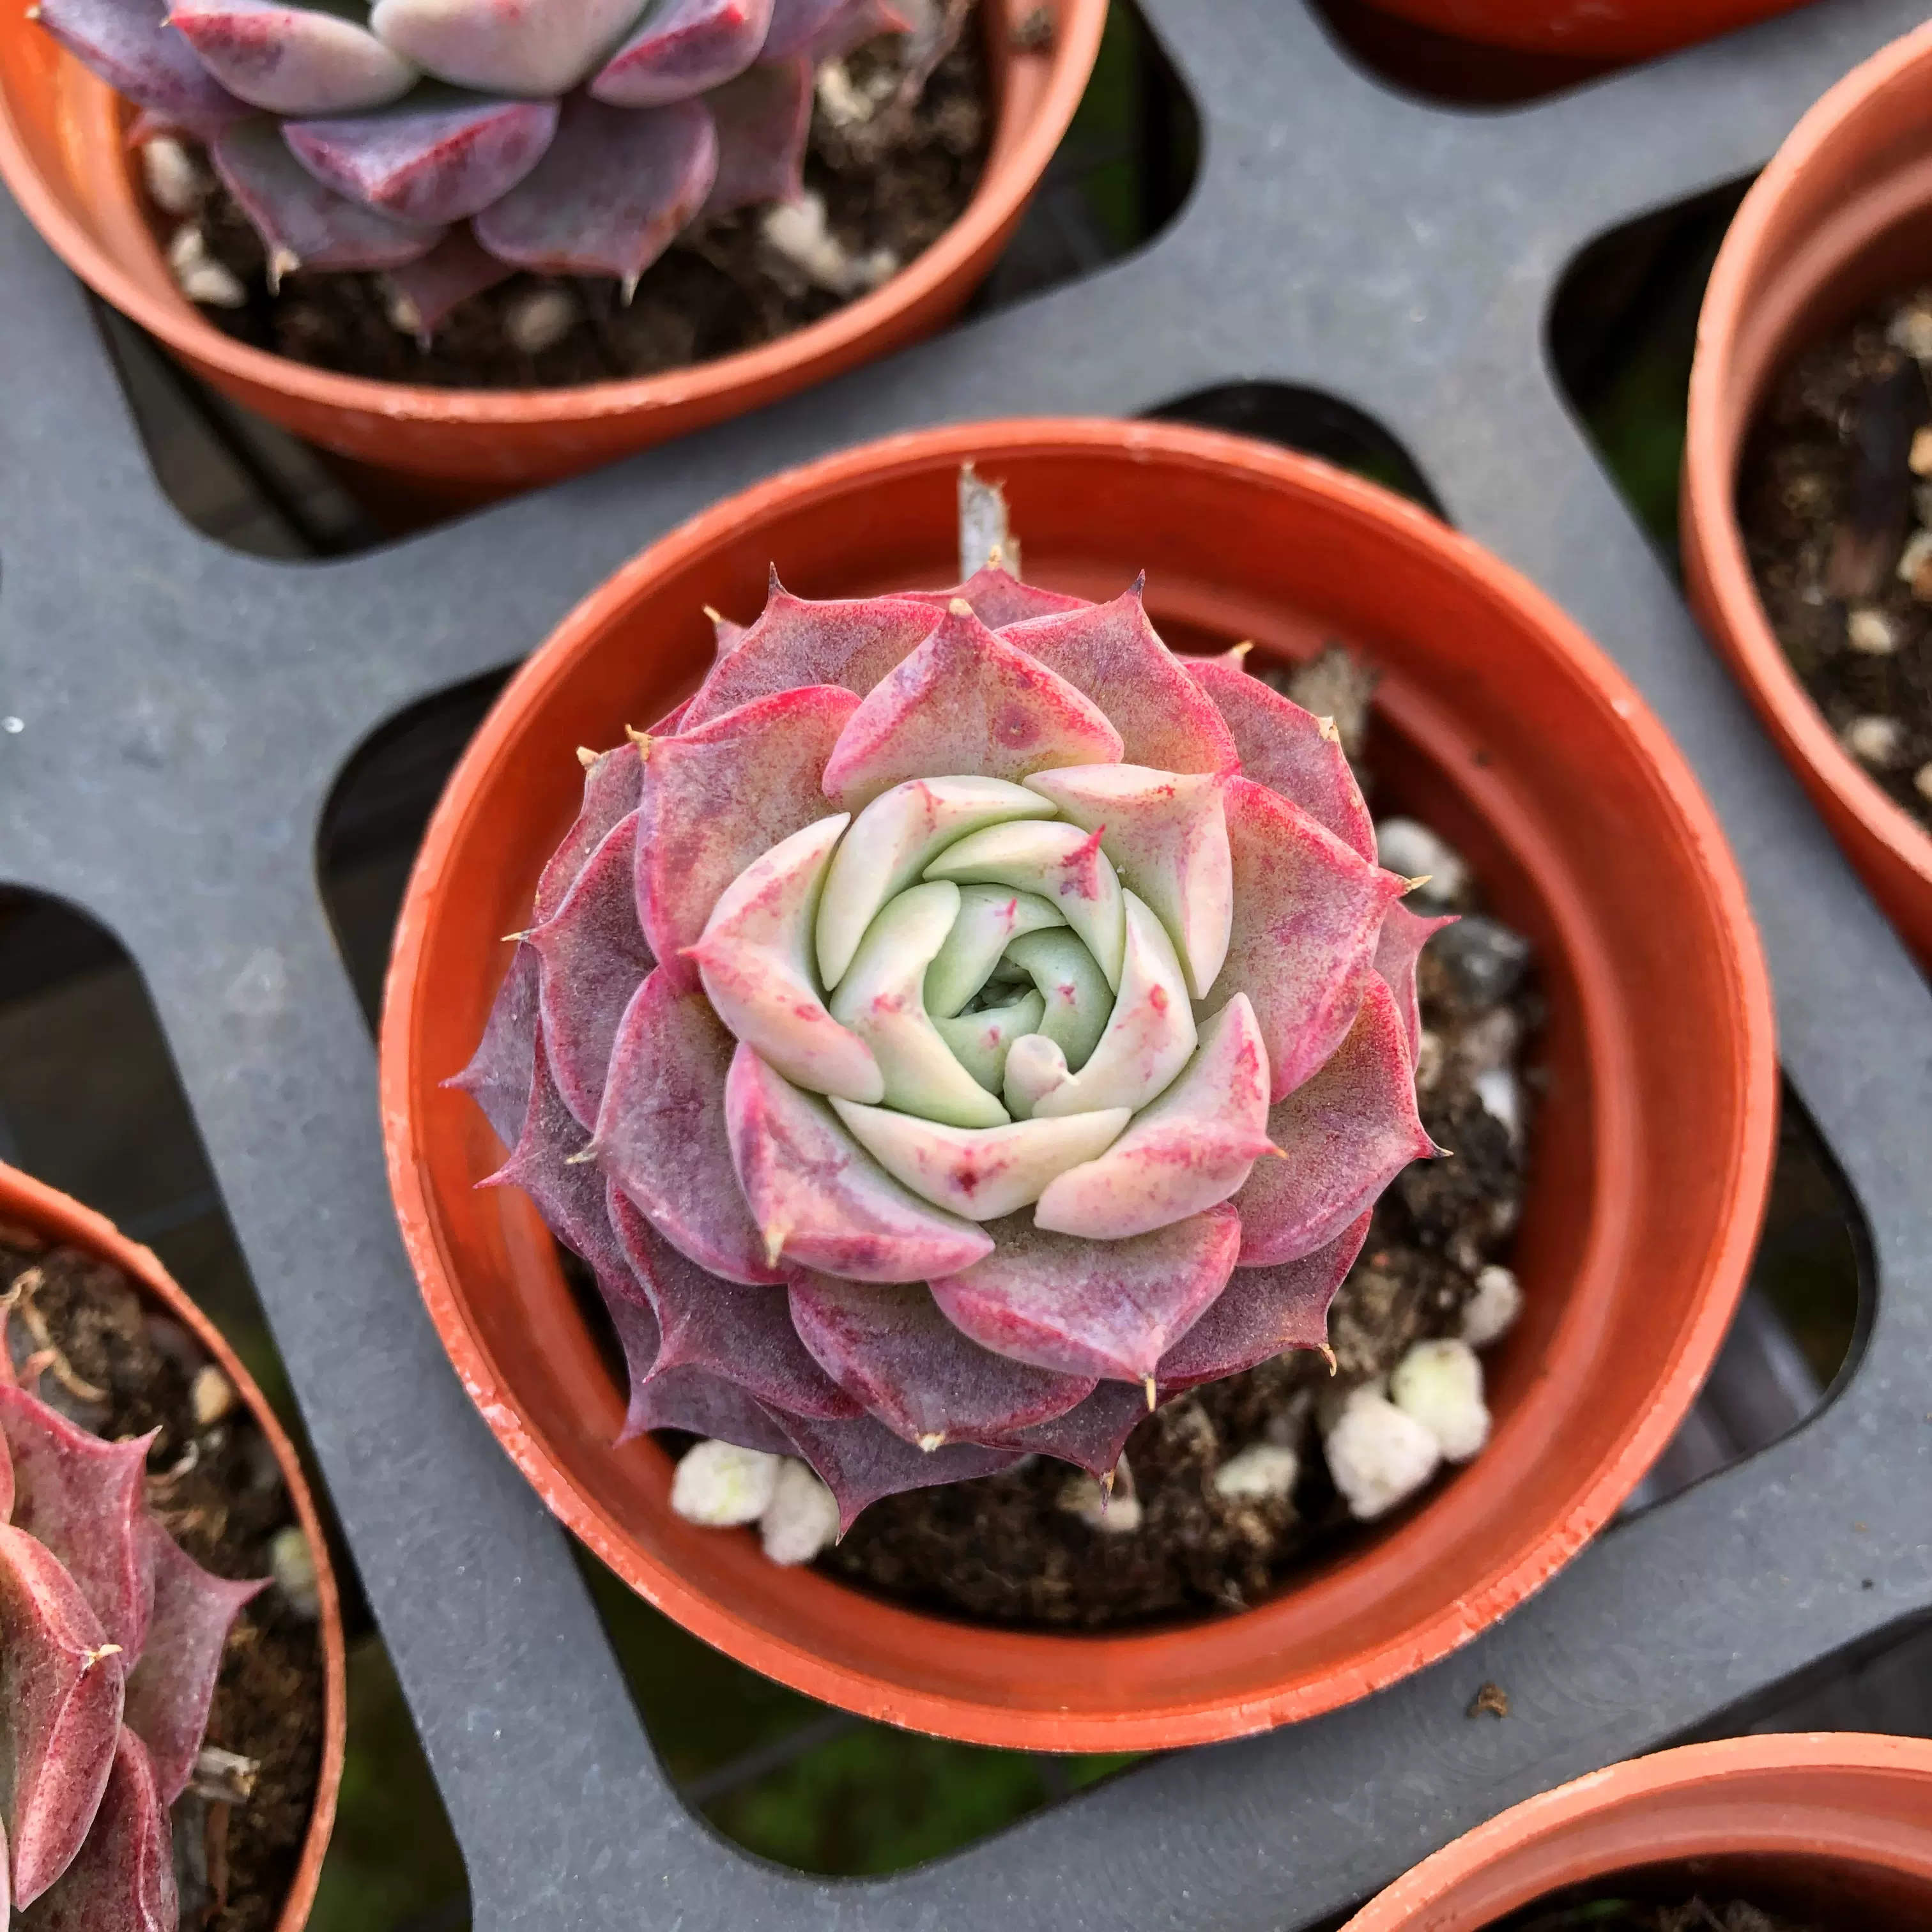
[
  {"x1": 1319, "y1": 1344, "x2": 1338, "y2": 1376},
  {"x1": 947, "y1": 597, "x2": 974, "y2": 618},
  {"x1": 576, "y1": 746, "x2": 599, "y2": 770},
  {"x1": 917, "y1": 1432, "x2": 946, "y2": 1452},
  {"x1": 1143, "y1": 1376, "x2": 1156, "y2": 1411}
]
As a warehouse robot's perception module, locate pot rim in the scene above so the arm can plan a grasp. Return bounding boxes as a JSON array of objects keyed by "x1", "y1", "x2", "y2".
[
  {"x1": 0, "y1": 1159, "x2": 349, "y2": 1932},
  {"x1": 0, "y1": 0, "x2": 1105, "y2": 431},
  {"x1": 1344, "y1": 1731, "x2": 1932, "y2": 1929},
  {"x1": 1683, "y1": 19, "x2": 1932, "y2": 915},
  {"x1": 380, "y1": 416, "x2": 1776, "y2": 1750}
]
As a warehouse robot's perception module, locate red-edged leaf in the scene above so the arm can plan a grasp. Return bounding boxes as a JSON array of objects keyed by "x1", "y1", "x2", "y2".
[
  {"x1": 591, "y1": 972, "x2": 784, "y2": 1287},
  {"x1": 17, "y1": 1726, "x2": 173, "y2": 1931},
  {"x1": 625, "y1": 1363, "x2": 794, "y2": 1452},
  {"x1": 1374, "y1": 900, "x2": 1455, "y2": 1062},
  {"x1": 592, "y1": 0, "x2": 770, "y2": 105},
  {"x1": 383, "y1": 227, "x2": 516, "y2": 337},
  {"x1": 121, "y1": 1522, "x2": 263, "y2": 1805},
  {"x1": 446, "y1": 940, "x2": 540, "y2": 1151},
  {"x1": 535, "y1": 740, "x2": 646, "y2": 924},
  {"x1": 1002, "y1": 585, "x2": 1239, "y2": 775},
  {"x1": 369, "y1": 0, "x2": 647, "y2": 95},
  {"x1": 1158, "y1": 1213, "x2": 1370, "y2": 1386},
  {"x1": 968, "y1": 1378, "x2": 1150, "y2": 1477},
  {"x1": 931, "y1": 1202, "x2": 1240, "y2": 1383},
  {"x1": 776, "y1": 1411, "x2": 1020, "y2": 1534},
  {"x1": 822, "y1": 602, "x2": 1124, "y2": 811},
  {"x1": 1234, "y1": 979, "x2": 1433, "y2": 1266},
  {"x1": 34, "y1": 0, "x2": 250, "y2": 134},
  {"x1": 905, "y1": 566, "x2": 1088, "y2": 631},
  {"x1": 168, "y1": 0, "x2": 417, "y2": 114}
]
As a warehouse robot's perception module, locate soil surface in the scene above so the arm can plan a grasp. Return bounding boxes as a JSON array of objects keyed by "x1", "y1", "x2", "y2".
[
  {"x1": 1739, "y1": 286, "x2": 1932, "y2": 834},
  {"x1": 1493, "y1": 1892, "x2": 1821, "y2": 1931},
  {"x1": 0, "y1": 1226, "x2": 325, "y2": 1932},
  {"x1": 163, "y1": 13, "x2": 990, "y2": 390},
  {"x1": 831, "y1": 672, "x2": 1542, "y2": 1630}
]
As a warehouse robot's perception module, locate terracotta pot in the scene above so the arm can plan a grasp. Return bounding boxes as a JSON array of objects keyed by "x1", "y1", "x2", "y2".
[
  {"x1": 1684, "y1": 21, "x2": 1932, "y2": 973},
  {"x1": 1345, "y1": 1733, "x2": 1932, "y2": 1929},
  {"x1": 0, "y1": 1160, "x2": 347, "y2": 1932},
  {"x1": 380, "y1": 418, "x2": 1775, "y2": 1752},
  {"x1": 1353, "y1": 0, "x2": 1806, "y2": 61},
  {"x1": 0, "y1": 0, "x2": 1104, "y2": 494}
]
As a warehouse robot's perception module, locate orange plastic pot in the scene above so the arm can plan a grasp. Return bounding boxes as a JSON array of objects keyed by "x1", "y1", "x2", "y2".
[
  {"x1": 380, "y1": 418, "x2": 1775, "y2": 1752},
  {"x1": 1345, "y1": 1733, "x2": 1932, "y2": 1929},
  {"x1": 1685, "y1": 21, "x2": 1932, "y2": 974},
  {"x1": 1353, "y1": 0, "x2": 1806, "y2": 61},
  {"x1": 0, "y1": 1161, "x2": 346, "y2": 1932},
  {"x1": 0, "y1": 0, "x2": 1103, "y2": 494}
]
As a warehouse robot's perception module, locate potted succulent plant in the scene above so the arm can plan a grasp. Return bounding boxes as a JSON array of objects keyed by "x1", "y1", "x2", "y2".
[
  {"x1": 1683, "y1": 19, "x2": 1932, "y2": 973},
  {"x1": 1346, "y1": 0, "x2": 1808, "y2": 61},
  {"x1": 0, "y1": 1160, "x2": 344, "y2": 1932},
  {"x1": 1342, "y1": 1733, "x2": 1932, "y2": 1930},
  {"x1": 0, "y1": 0, "x2": 1104, "y2": 497},
  {"x1": 381, "y1": 418, "x2": 1774, "y2": 1751}
]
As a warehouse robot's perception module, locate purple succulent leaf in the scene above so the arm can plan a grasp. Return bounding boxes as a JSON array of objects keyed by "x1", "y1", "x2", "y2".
[
  {"x1": 1234, "y1": 979, "x2": 1434, "y2": 1268},
  {"x1": 967, "y1": 1377, "x2": 1150, "y2": 1477},
  {"x1": 528, "y1": 807, "x2": 654, "y2": 1130},
  {"x1": 167, "y1": 0, "x2": 418, "y2": 114},
  {"x1": 636, "y1": 683, "x2": 859, "y2": 986},
  {"x1": 590, "y1": 0, "x2": 772, "y2": 107},
  {"x1": 904, "y1": 565, "x2": 1088, "y2": 631},
  {"x1": 1212, "y1": 775, "x2": 1408, "y2": 1101},
  {"x1": 33, "y1": 0, "x2": 250, "y2": 133},
  {"x1": 211, "y1": 119, "x2": 445, "y2": 281},
  {"x1": 820, "y1": 602, "x2": 1125, "y2": 811},
  {"x1": 0, "y1": 1522, "x2": 125, "y2": 1910},
  {"x1": 788, "y1": 1270, "x2": 1092, "y2": 1447},
  {"x1": 698, "y1": 54, "x2": 811, "y2": 215},
  {"x1": 724, "y1": 1047, "x2": 995, "y2": 1282},
  {"x1": 930, "y1": 1202, "x2": 1241, "y2": 1383},
  {"x1": 758, "y1": 0, "x2": 850, "y2": 58},
  {"x1": 284, "y1": 89, "x2": 558, "y2": 224},
  {"x1": 591, "y1": 972, "x2": 786, "y2": 1286},
  {"x1": 17, "y1": 1726, "x2": 172, "y2": 1932},
  {"x1": 1185, "y1": 657, "x2": 1376, "y2": 862},
  {"x1": 1158, "y1": 1211, "x2": 1371, "y2": 1387},
  {"x1": 604, "y1": 1290, "x2": 667, "y2": 1444},
  {"x1": 383, "y1": 227, "x2": 517, "y2": 336},
  {"x1": 473, "y1": 95, "x2": 716, "y2": 294},
  {"x1": 1002, "y1": 585, "x2": 1241, "y2": 776},
  {"x1": 445, "y1": 940, "x2": 540, "y2": 1149},
  {"x1": 629, "y1": 1363, "x2": 795, "y2": 1451},
  {"x1": 677, "y1": 583, "x2": 940, "y2": 733},
  {"x1": 0, "y1": 1389, "x2": 153, "y2": 1660},
  {"x1": 609, "y1": 1186, "x2": 861, "y2": 1419},
  {"x1": 1374, "y1": 900, "x2": 1455, "y2": 1063},
  {"x1": 775, "y1": 1410, "x2": 1020, "y2": 1534},
  {"x1": 121, "y1": 1522, "x2": 264, "y2": 1805},
  {"x1": 535, "y1": 740, "x2": 647, "y2": 925},
  {"x1": 483, "y1": 1031, "x2": 645, "y2": 1301},
  {"x1": 801, "y1": 0, "x2": 912, "y2": 63},
  {"x1": 710, "y1": 611, "x2": 747, "y2": 663},
  {"x1": 369, "y1": 0, "x2": 650, "y2": 95}
]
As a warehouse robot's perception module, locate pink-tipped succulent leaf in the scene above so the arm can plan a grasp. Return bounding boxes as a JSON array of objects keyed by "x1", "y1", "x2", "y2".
[
  {"x1": 34, "y1": 0, "x2": 250, "y2": 133},
  {"x1": 457, "y1": 533, "x2": 1447, "y2": 1527}
]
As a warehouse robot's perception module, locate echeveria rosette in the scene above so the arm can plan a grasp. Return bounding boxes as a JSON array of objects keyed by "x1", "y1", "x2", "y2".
[
  {"x1": 33, "y1": 0, "x2": 908, "y2": 316},
  {"x1": 0, "y1": 1359, "x2": 263, "y2": 1928},
  {"x1": 454, "y1": 570, "x2": 1438, "y2": 1531}
]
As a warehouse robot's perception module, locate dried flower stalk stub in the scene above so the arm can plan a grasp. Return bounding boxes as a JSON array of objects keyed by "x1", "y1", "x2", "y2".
[
  {"x1": 0, "y1": 1331, "x2": 266, "y2": 1928},
  {"x1": 35, "y1": 0, "x2": 919, "y2": 316},
  {"x1": 453, "y1": 477, "x2": 1444, "y2": 1534}
]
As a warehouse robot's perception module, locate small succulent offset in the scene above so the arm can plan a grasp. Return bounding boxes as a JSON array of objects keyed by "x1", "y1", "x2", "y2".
[
  {"x1": 454, "y1": 510, "x2": 1439, "y2": 1533},
  {"x1": 0, "y1": 1353, "x2": 263, "y2": 1928},
  {"x1": 33, "y1": 0, "x2": 912, "y2": 327}
]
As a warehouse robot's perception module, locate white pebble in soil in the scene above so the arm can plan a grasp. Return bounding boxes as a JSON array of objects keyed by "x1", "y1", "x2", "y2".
[
  {"x1": 1460, "y1": 1264, "x2": 1524, "y2": 1349},
  {"x1": 1457, "y1": 1005, "x2": 1521, "y2": 1078},
  {"x1": 1372, "y1": 818, "x2": 1468, "y2": 906},
  {"x1": 503, "y1": 285, "x2": 581, "y2": 356},
  {"x1": 1057, "y1": 1468, "x2": 1142, "y2": 1535},
  {"x1": 671, "y1": 1439, "x2": 780, "y2": 1527},
  {"x1": 166, "y1": 224, "x2": 247, "y2": 309},
  {"x1": 1843, "y1": 714, "x2": 1908, "y2": 769},
  {"x1": 1887, "y1": 302, "x2": 1932, "y2": 364},
  {"x1": 1899, "y1": 528, "x2": 1932, "y2": 592},
  {"x1": 761, "y1": 191, "x2": 899, "y2": 297},
  {"x1": 1917, "y1": 763, "x2": 1932, "y2": 806},
  {"x1": 758, "y1": 1459, "x2": 841, "y2": 1566},
  {"x1": 190, "y1": 1363, "x2": 235, "y2": 1427},
  {"x1": 1473, "y1": 1065, "x2": 1522, "y2": 1144},
  {"x1": 1847, "y1": 606, "x2": 1901, "y2": 656},
  {"x1": 141, "y1": 135, "x2": 208, "y2": 217},
  {"x1": 1211, "y1": 1442, "x2": 1300, "y2": 1503},
  {"x1": 1389, "y1": 1338, "x2": 1491, "y2": 1463},
  {"x1": 269, "y1": 1525, "x2": 320, "y2": 1620},
  {"x1": 1323, "y1": 1386, "x2": 1441, "y2": 1522}
]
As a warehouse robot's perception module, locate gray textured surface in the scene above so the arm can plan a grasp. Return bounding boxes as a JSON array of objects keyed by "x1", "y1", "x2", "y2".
[{"x1": 2, "y1": 3, "x2": 1929, "y2": 1926}]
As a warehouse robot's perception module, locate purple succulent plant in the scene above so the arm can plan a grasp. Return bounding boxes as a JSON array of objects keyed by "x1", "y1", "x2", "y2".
[
  {"x1": 33, "y1": 0, "x2": 913, "y2": 318},
  {"x1": 455, "y1": 551, "x2": 1440, "y2": 1534}
]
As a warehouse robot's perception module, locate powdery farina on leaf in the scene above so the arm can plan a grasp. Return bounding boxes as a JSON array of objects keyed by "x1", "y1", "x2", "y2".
[{"x1": 456, "y1": 559, "x2": 1444, "y2": 1529}]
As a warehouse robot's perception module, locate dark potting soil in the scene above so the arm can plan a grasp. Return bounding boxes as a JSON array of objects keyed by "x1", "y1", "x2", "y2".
[
  {"x1": 162, "y1": 12, "x2": 990, "y2": 390},
  {"x1": 0, "y1": 1227, "x2": 326, "y2": 1932},
  {"x1": 1738, "y1": 286, "x2": 1932, "y2": 834},
  {"x1": 1491, "y1": 1890, "x2": 1824, "y2": 1931},
  {"x1": 831, "y1": 662, "x2": 1542, "y2": 1630}
]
